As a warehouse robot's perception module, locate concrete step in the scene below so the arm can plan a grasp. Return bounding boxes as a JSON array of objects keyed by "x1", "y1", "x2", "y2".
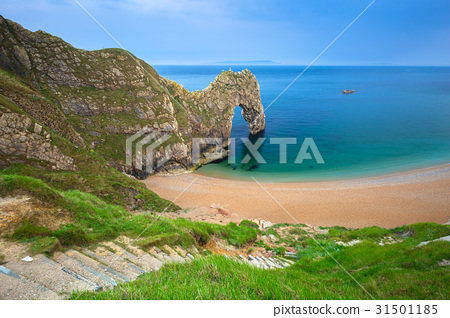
[
  {"x1": 279, "y1": 257, "x2": 295, "y2": 265},
  {"x1": 102, "y1": 241, "x2": 162, "y2": 271},
  {"x1": 0, "y1": 265, "x2": 61, "y2": 300},
  {"x1": 148, "y1": 247, "x2": 173, "y2": 263},
  {"x1": 232, "y1": 255, "x2": 241, "y2": 262},
  {"x1": 114, "y1": 235, "x2": 135, "y2": 246},
  {"x1": 53, "y1": 252, "x2": 116, "y2": 289},
  {"x1": 112, "y1": 238, "x2": 149, "y2": 257},
  {"x1": 255, "y1": 256, "x2": 269, "y2": 269},
  {"x1": 4, "y1": 255, "x2": 99, "y2": 295},
  {"x1": 270, "y1": 258, "x2": 287, "y2": 268},
  {"x1": 249, "y1": 260, "x2": 262, "y2": 268},
  {"x1": 65, "y1": 249, "x2": 127, "y2": 284},
  {"x1": 116, "y1": 236, "x2": 180, "y2": 268},
  {"x1": 271, "y1": 257, "x2": 287, "y2": 267},
  {"x1": 186, "y1": 245, "x2": 199, "y2": 255},
  {"x1": 82, "y1": 247, "x2": 145, "y2": 281},
  {"x1": 262, "y1": 256, "x2": 282, "y2": 269},
  {"x1": 173, "y1": 246, "x2": 188, "y2": 257},
  {"x1": 239, "y1": 254, "x2": 249, "y2": 263},
  {"x1": 247, "y1": 255, "x2": 262, "y2": 268},
  {"x1": 162, "y1": 245, "x2": 186, "y2": 263}
]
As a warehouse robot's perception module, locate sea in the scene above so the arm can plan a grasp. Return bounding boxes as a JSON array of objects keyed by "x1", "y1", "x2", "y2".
[{"x1": 153, "y1": 65, "x2": 450, "y2": 182}]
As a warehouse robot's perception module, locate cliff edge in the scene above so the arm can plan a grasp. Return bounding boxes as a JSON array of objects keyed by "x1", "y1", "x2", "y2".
[{"x1": 0, "y1": 16, "x2": 265, "y2": 177}]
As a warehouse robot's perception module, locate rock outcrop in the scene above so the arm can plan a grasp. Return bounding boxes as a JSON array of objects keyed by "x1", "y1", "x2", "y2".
[
  {"x1": 0, "y1": 110, "x2": 76, "y2": 171},
  {"x1": 0, "y1": 16, "x2": 265, "y2": 176}
]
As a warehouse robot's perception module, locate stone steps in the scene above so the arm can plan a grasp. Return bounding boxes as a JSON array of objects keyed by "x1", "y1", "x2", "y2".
[
  {"x1": 102, "y1": 241, "x2": 162, "y2": 272},
  {"x1": 4, "y1": 255, "x2": 99, "y2": 295},
  {"x1": 0, "y1": 265, "x2": 60, "y2": 300},
  {"x1": 241, "y1": 254, "x2": 295, "y2": 270},
  {"x1": 148, "y1": 246, "x2": 174, "y2": 263},
  {"x1": 52, "y1": 251, "x2": 116, "y2": 290},
  {"x1": 0, "y1": 236, "x2": 294, "y2": 299},
  {"x1": 64, "y1": 249, "x2": 126, "y2": 284},
  {"x1": 162, "y1": 245, "x2": 186, "y2": 263},
  {"x1": 81, "y1": 246, "x2": 145, "y2": 281}
]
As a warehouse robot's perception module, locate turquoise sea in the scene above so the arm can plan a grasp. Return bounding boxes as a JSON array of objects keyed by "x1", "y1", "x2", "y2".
[{"x1": 154, "y1": 65, "x2": 450, "y2": 182}]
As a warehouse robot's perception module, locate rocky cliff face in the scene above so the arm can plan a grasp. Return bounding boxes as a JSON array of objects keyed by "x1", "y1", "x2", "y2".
[
  {"x1": 0, "y1": 16, "x2": 265, "y2": 177},
  {"x1": 0, "y1": 111, "x2": 76, "y2": 171}
]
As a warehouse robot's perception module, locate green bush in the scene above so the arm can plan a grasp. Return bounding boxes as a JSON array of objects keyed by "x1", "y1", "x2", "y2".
[
  {"x1": 54, "y1": 223, "x2": 90, "y2": 246},
  {"x1": 239, "y1": 220, "x2": 259, "y2": 229},
  {"x1": 136, "y1": 233, "x2": 182, "y2": 248},
  {"x1": 12, "y1": 222, "x2": 52, "y2": 240},
  {"x1": 30, "y1": 237, "x2": 61, "y2": 254},
  {"x1": 288, "y1": 227, "x2": 307, "y2": 235}
]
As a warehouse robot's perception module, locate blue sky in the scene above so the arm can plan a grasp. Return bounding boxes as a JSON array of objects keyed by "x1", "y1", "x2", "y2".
[{"x1": 1, "y1": 0, "x2": 449, "y2": 65}]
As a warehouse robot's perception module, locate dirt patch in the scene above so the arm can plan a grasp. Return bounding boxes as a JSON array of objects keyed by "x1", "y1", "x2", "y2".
[
  {"x1": 0, "y1": 238, "x2": 31, "y2": 263},
  {"x1": 155, "y1": 205, "x2": 275, "y2": 231},
  {"x1": 204, "y1": 236, "x2": 275, "y2": 259},
  {"x1": 0, "y1": 196, "x2": 30, "y2": 234},
  {"x1": 156, "y1": 205, "x2": 243, "y2": 225},
  {"x1": 0, "y1": 196, "x2": 72, "y2": 235}
]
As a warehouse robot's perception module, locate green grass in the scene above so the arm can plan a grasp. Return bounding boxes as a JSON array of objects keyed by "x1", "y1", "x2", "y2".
[
  {"x1": 288, "y1": 227, "x2": 307, "y2": 235},
  {"x1": 66, "y1": 203, "x2": 448, "y2": 300},
  {"x1": 73, "y1": 239, "x2": 450, "y2": 300},
  {"x1": 239, "y1": 220, "x2": 259, "y2": 229},
  {"x1": 1, "y1": 163, "x2": 175, "y2": 212},
  {"x1": 2, "y1": 172, "x2": 449, "y2": 300},
  {"x1": 29, "y1": 237, "x2": 61, "y2": 254},
  {"x1": 0, "y1": 69, "x2": 175, "y2": 211},
  {"x1": 1, "y1": 173, "x2": 257, "y2": 249},
  {"x1": 11, "y1": 221, "x2": 54, "y2": 240},
  {"x1": 393, "y1": 223, "x2": 450, "y2": 244},
  {"x1": 328, "y1": 226, "x2": 391, "y2": 242}
]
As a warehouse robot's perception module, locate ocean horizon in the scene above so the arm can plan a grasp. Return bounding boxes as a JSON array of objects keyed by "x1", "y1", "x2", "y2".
[{"x1": 154, "y1": 65, "x2": 450, "y2": 182}]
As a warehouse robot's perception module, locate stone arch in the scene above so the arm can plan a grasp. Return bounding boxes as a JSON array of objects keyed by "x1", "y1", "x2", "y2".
[{"x1": 238, "y1": 102, "x2": 265, "y2": 135}]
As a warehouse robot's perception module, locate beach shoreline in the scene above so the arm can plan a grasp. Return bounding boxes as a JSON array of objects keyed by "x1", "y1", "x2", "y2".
[{"x1": 142, "y1": 164, "x2": 450, "y2": 229}]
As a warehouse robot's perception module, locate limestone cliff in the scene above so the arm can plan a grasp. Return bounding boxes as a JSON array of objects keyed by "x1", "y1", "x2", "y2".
[{"x1": 0, "y1": 16, "x2": 265, "y2": 177}]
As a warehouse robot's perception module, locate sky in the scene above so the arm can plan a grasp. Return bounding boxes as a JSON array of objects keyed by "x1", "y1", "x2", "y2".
[{"x1": 0, "y1": 0, "x2": 449, "y2": 65}]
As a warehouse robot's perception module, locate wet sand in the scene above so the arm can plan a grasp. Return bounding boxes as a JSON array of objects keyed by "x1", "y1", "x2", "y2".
[{"x1": 143, "y1": 165, "x2": 450, "y2": 228}]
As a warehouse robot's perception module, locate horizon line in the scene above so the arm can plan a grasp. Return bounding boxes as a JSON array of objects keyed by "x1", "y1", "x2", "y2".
[{"x1": 151, "y1": 63, "x2": 450, "y2": 67}]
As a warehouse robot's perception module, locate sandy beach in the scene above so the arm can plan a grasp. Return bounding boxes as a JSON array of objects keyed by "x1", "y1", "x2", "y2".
[{"x1": 143, "y1": 164, "x2": 450, "y2": 228}]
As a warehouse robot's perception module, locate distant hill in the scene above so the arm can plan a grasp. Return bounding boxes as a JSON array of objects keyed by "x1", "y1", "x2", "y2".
[{"x1": 213, "y1": 60, "x2": 279, "y2": 65}]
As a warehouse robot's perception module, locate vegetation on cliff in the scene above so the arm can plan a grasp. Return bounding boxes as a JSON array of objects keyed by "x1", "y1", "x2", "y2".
[
  {"x1": 74, "y1": 223, "x2": 449, "y2": 300},
  {"x1": 2, "y1": 168, "x2": 448, "y2": 300},
  {"x1": 0, "y1": 15, "x2": 265, "y2": 178}
]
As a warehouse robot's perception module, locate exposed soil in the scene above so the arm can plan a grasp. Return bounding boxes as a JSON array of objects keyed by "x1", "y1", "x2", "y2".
[{"x1": 0, "y1": 196, "x2": 72, "y2": 236}]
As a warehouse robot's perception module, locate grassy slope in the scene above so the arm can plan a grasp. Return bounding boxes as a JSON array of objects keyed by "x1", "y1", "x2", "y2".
[
  {"x1": 0, "y1": 65, "x2": 176, "y2": 211},
  {"x1": 1, "y1": 172, "x2": 448, "y2": 300},
  {"x1": 72, "y1": 219, "x2": 450, "y2": 300},
  {"x1": 0, "y1": 174, "x2": 257, "y2": 248},
  {"x1": 74, "y1": 239, "x2": 449, "y2": 300}
]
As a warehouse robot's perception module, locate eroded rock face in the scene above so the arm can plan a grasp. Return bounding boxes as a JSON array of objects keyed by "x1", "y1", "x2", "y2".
[
  {"x1": 164, "y1": 69, "x2": 265, "y2": 137},
  {"x1": 0, "y1": 16, "x2": 265, "y2": 176},
  {"x1": 0, "y1": 110, "x2": 76, "y2": 171}
]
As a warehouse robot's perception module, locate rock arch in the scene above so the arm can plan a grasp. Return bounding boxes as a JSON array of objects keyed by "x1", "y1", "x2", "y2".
[{"x1": 189, "y1": 69, "x2": 266, "y2": 138}]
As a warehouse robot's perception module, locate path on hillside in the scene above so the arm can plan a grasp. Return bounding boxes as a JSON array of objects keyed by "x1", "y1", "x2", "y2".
[{"x1": 0, "y1": 236, "x2": 293, "y2": 300}]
